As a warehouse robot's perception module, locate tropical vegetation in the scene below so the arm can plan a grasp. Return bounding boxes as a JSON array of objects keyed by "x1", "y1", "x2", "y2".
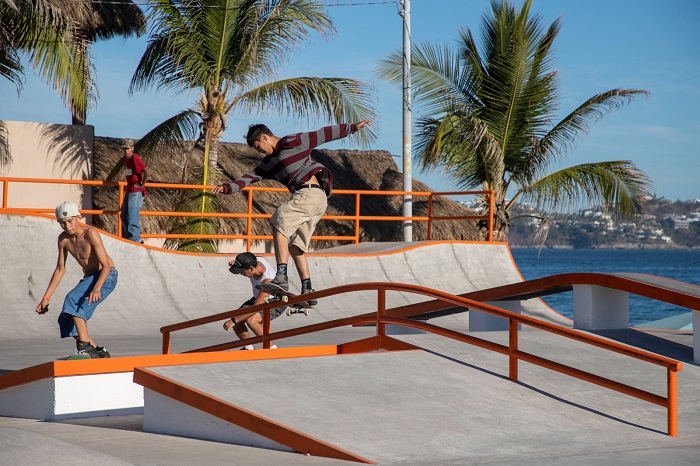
[
  {"x1": 377, "y1": 0, "x2": 652, "y2": 242},
  {"x1": 123, "y1": 0, "x2": 378, "y2": 252},
  {"x1": 0, "y1": 0, "x2": 145, "y2": 167},
  {"x1": 0, "y1": 0, "x2": 145, "y2": 125}
]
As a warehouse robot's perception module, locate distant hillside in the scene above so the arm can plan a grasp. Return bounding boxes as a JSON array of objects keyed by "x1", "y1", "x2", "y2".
[
  {"x1": 507, "y1": 198, "x2": 700, "y2": 249},
  {"x1": 92, "y1": 137, "x2": 481, "y2": 247}
]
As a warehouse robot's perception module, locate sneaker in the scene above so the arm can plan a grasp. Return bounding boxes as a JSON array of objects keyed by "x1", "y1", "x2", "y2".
[
  {"x1": 301, "y1": 288, "x2": 317, "y2": 306},
  {"x1": 271, "y1": 273, "x2": 289, "y2": 291},
  {"x1": 95, "y1": 346, "x2": 111, "y2": 358},
  {"x1": 75, "y1": 340, "x2": 99, "y2": 359}
]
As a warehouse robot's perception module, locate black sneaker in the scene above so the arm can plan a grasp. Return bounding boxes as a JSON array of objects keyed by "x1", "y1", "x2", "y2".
[
  {"x1": 272, "y1": 273, "x2": 289, "y2": 291},
  {"x1": 76, "y1": 340, "x2": 99, "y2": 359},
  {"x1": 95, "y1": 346, "x2": 111, "y2": 358},
  {"x1": 301, "y1": 288, "x2": 317, "y2": 306}
]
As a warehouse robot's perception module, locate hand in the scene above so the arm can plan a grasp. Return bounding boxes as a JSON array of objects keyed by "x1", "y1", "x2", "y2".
[
  {"x1": 223, "y1": 318, "x2": 235, "y2": 331},
  {"x1": 87, "y1": 288, "x2": 101, "y2": 304},
  {"x1": 354, "y1": 120, "x2": 371, "y2": 130},
  {"x1": 211, "y1": 184, "x2": 232, "y2": 195},
  {"x1": 36, "y1": 299, "x2": 49, "y2": 315}
]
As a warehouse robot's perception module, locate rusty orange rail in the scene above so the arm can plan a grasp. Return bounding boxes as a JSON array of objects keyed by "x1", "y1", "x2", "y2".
[
  {"x1": 159, "y1": 281, "x2": 682, "y2": 437},
  {"x1": 0, "y1": 176, "x2": 494, "y2": 245}
]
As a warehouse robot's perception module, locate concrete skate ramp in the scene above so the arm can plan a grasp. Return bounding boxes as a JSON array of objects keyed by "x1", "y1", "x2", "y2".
[
  {"x1": 0, "y1": 213, "x2": 567, "y2": 341},
  {"x1": 136, "y1": 334, "x2": 700, "y2": 465}
]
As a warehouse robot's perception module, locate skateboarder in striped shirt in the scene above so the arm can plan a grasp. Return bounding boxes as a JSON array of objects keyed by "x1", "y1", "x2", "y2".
[{"x1": 212, "y1": 120, "x2": 371, "y2": 303}]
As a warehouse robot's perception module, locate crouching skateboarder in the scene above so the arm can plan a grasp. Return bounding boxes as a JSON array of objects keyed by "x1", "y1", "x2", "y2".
[
  {"x1": 36, "y1": 202, "x2": 117, "y2": 358},
  {"x1": 223, "y1": 252, "x2": 285, "y2": 350}
]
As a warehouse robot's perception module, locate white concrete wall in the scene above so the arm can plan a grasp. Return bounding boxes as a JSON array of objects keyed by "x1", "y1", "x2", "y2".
[{"x1": 0, "y1": 120, "x2": 93, "y2": 218}]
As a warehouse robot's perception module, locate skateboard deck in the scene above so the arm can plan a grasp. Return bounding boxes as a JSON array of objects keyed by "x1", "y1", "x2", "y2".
[
  {"x1": 257, "y1": 283, "x2": 313, "y2": 311},
  {"x1": 61, "y1": 354, "x2": 91, "y2": 360}
]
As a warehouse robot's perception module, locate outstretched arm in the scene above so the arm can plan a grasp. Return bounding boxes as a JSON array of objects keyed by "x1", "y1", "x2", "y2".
[
  {"x1": 212, "y1": 169, "x2": 265, "y2": 195},
  {"x1": 36, "y1": 239, "x2": 68, "y2": 314}
]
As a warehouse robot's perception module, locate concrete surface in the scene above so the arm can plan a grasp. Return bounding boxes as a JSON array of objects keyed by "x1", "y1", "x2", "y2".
[
  {"x1": 1, "y1": 213, "x2": 698, "y2": 465},
  {"x1": 1, "y1": 329, "x2": 698, "y2": 465},
  {"x1": 0, "y1": 214, "x2": 569, "y2": 343}
]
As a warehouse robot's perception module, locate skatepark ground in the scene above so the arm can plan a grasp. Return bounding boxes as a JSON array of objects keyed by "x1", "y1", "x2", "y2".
[{"x1": 1, "y1": 214, "x2": 699, "y2": 465}]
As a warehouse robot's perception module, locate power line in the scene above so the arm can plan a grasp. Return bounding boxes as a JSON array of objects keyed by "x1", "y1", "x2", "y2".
[{"x1": 52, "y1": 0, "x2": 397, "y2": 7}]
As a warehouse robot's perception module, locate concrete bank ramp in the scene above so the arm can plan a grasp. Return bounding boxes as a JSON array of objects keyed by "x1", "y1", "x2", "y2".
[
  {"x1": 0, "y1": 213, "x2": 568, "y2": 341},
  {"x1": 135, "y1": 333, "x2": 700, "y2": 465}
]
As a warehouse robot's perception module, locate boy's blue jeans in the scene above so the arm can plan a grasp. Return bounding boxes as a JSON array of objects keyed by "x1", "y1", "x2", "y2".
[
  {"x1": 58, "y1": 268, "x2": 118, "y2": 338},
  {"x1": 120, "y1": 191, "x2": 144, "y2": 242}
]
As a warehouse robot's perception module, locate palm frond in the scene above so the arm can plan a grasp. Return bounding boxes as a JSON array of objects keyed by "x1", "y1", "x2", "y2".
[
  {"x1": 0, "y1": 121, "x2": 11, "y2": 169},
  {"x1": 415, "y1": 112, "x2": 503, "y2": 191},
  {"x1": 516, "y1": 161, "x2": 653, "y2": 218},
  {"x1": 232, "y1": 76, "x2": 378, "y2": 147},
  {"x1": 234, "y1": 0, "x2": 334, "y2": 80},
  {"x1": 102, "y1": 110, "x2": 200, "y2": 182},
  {"x1": 532, "y1": 89, "x2": 651, "y2": 174},
  {"x1": 162, "y1": 164, "x2": 220, "y2": 252},
  {"x1": 377, "y1": 41, "x2": 473, "y2": 117}
]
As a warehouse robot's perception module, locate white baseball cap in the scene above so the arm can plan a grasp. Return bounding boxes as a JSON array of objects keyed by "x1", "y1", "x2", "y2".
[{"x1": 55, "y1": 201, "x2": 81, "y2": 220}]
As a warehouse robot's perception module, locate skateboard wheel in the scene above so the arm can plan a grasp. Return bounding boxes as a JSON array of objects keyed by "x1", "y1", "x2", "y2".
[
  {"x1": 264, "y1": 296, "x2": 271, "y2": 304},
  {"x1": 286, "y1": 308, "x2": 292, "y2": 316},
  {"x1": 282, "y1": 296, "x2": 288, "y2": 303},
  {"x1": 304, "y1": 308, "x2": 310, "y2": 316}
]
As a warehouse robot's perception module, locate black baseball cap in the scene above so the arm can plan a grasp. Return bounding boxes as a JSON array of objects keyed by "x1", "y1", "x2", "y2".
[{"x1": 229, "y1": 252, "x2": 257, "y2": 274}]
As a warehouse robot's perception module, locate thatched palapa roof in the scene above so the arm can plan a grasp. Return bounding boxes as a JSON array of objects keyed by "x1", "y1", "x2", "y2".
[{"x1": 92, "y1": 137, "x2": 481, "y2": 249}]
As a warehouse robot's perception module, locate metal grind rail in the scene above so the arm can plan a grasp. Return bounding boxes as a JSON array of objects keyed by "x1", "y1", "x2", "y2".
[{"x1": 160, "y1": 281, "x2": 683, "y2": 437}]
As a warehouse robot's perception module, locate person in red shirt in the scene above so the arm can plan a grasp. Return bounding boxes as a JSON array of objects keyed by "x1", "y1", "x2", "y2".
[
  {"x1": 212, "y1": 121, "x2": 370, "y2": 303},
  {"x1": 120, "y1": 139, "x2": 148, "y2": 243}
]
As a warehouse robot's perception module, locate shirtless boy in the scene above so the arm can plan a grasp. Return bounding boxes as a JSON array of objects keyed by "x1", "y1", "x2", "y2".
[{"x1": 36, "y1": 201, "x2": 118, "y2": 358}]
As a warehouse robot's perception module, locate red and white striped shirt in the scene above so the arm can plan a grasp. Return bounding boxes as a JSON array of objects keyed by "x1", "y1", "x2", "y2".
[{"x1": 224, "y1": 123, "x2": 359, "y2": 196}]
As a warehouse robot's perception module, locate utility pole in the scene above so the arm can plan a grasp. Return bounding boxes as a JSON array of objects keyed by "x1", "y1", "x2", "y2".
[{"x1": 400, "y1": 0, "x2": 412, "y2": 242}]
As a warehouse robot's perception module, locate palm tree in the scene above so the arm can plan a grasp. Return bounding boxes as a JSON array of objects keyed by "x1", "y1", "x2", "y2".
[
  {"x1": 55, "y1": 0, "x2": 146, "y2": 125},
  {"x1": 127, "y1": 0, "x2": 377, "y2": 252},
  {"x1": 377, "y1": 0, "x2": 652, "y2": 242},
  {"x1": 1, "y1": 0, "x2": 73, "y2": 168},
  {"x1": 0, "y1": 0, "x2": 145, "y2": 126}
]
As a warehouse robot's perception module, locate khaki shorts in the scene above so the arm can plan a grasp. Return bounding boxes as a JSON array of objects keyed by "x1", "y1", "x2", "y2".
[{"x1": 270, "y1": 187, "x2": 327, "y2": 252}]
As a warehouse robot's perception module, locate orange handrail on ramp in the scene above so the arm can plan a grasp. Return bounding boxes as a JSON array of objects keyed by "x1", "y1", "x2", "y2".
[{"x1": 160, "y1": 281, "x2": 682, "y2": 437}]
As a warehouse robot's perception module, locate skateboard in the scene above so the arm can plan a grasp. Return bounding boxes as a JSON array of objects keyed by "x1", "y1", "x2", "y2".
[
  {"x1": 264, "y1": 295, "x2": 312, "y2": 316},
  {"x1": 61, "y1": 354, "x2": 91, "y2": 360},
  {"x1": 286, "y1": 306, "x2": 311, "y2": 316},
  {"x1": 256, "y1": 282, "x2": 313, "y2": 315}
]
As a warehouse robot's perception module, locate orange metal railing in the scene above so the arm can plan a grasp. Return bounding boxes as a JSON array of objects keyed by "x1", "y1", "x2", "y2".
[
  {"x1": 159, "y1": 282, "x2": 682, "y2": 437},
  {"x1": 0, "y1": 176, "x2": 494, "y2": 246}
]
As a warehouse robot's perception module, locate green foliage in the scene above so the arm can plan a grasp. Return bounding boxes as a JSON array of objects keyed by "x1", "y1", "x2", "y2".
[
  {"x1": 377, "y1": 0, "x2": 652, "y2": 240},
  {"x1": 1, "y1": 0, "x2": 145, "y2": 123},
  {"x1": 131, "y1": 0, "x2": 378, "y2": 251}
]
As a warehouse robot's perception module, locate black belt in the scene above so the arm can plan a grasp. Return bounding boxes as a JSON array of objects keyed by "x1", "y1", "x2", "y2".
[{"x1": 294, "y1": 183, "x2": 323, "y2": 192}]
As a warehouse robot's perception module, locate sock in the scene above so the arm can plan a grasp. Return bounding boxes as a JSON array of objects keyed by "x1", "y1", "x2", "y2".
[
  {"x1": 270, "y1": 345, "x2": 278, "y2": 349},
  {"x1": 244, "y1": 344, "x2": 255, "y2": 350},
  {"x1": 301, "y1": 278, "x2": 312, "y2": 291},
  {"x1": 276, "y1": 263, "x2": 288, "y2": 277}
]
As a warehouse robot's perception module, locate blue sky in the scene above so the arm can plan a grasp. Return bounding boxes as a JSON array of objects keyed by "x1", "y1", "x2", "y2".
[{"x1": 2, "y1": 0, "x2": 699, "y2": 201}]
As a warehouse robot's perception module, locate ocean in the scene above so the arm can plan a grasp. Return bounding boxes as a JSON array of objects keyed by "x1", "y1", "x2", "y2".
[{"x1": 509, "y1": 248, "x2": 700, "y2": 326}]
